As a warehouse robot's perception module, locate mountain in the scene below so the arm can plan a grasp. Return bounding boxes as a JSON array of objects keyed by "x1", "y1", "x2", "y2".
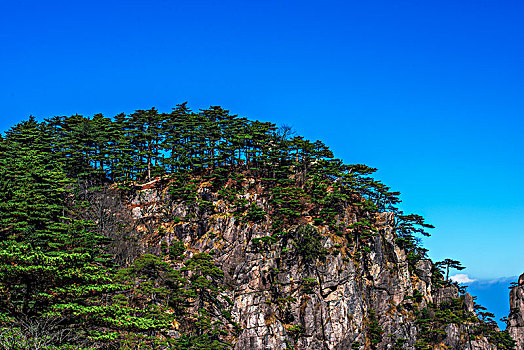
[{"x1": 0, "y1": 106, "x2": 519, "y2": 349}]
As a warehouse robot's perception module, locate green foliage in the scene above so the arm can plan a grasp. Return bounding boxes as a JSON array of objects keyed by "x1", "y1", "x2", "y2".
[
  {"x1": 270, "y1": 186, "x2": 307, "y2": 228},
  {"x1": 394, "y1": 214, "x2": 433, "y2": 266},
  {"x1": 183, "y1": 253, "x2": 224, "y2": 302},
  {"x1": 286, "y1": 324, "x2": 305, "y2": 340},
  {"x1": 393, "y1": 337, "x2": 406, "y2": 350},
  {"x1": 251, "y1": 232, "x2": 283, "y2": 249},
  {"x1": 351, "y1": 341, "x2": 361, "y2": 350},
  {"x1": 0, "y1": 124, "x2": 118, "y2": 348},
  {"x1": 244, "y1": 203, "x2": 267, "y2": 223},
  {"x1": 293, "y1": 225, "x2": 326, "y2": 264},
  {"x1": 169, "y1": 239, "x2": 186, "y2": 260},
  {"x1": 366, "y1": 309, "x2": 383, "y2": 349},
  {"x1": 487, "y1": 330, "x2": 517, "y2": 349},
  {"x1": 0, "y1": 105, "x2": 508, "y2": 349},
  {"x1": 0, "y1": 240, "x2": 114, "y2": 317},
  {"x1": 0, "y1": 118, "x2": 69, "y2": 248},
  {"x1": 169, "y1": 174, "x2": 199, "y2": 204},
  {"x1": 300, "y1": 278, "x2": 318, "y2": 294},
  {"x1": 435, "y1": 258, "x2": 466, "y2": 281},
  {"x1": 110, "y1": 254, "x2": 186, "y2": 342}
]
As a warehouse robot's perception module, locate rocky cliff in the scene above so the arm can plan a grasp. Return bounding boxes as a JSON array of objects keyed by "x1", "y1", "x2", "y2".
[
  {"x1": 508, "y1": 274, "x2": 524, "y2": 350},
  {"x1": 120, "y1": 176, "x2": 516, "y2": 349},
  {"x1": 2, "y1": 107, "x2": 519, "y2": 350}
]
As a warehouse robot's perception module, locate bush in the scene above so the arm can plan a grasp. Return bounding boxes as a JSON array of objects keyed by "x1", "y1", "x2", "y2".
[{"x1": 294, "y1": 225, "x2": 326, "y2": 264}]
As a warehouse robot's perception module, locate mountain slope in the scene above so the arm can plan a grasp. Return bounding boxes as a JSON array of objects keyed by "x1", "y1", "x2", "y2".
[{"x1": 0, "y1": 106, "x2": 518, "y2": 349}]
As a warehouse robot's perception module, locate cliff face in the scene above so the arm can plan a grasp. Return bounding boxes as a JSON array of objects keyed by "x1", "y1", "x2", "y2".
[
  {"x1": 508, "y1": 274, "x2": 524, "y2": 350},
  {"x1": 225, "y1": 212, "x2": 419, "y2": 349},
  {"x1": 122, "y1": 178, "x2": 513, "y2": 350}
]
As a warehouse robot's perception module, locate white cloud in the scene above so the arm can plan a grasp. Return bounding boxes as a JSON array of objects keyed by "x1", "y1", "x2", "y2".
[{"x1": 450, "y1": 274, "x2": 477, "y2": 284}]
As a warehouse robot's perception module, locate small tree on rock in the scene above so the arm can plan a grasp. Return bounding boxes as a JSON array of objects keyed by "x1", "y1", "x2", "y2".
[{"x1": 436, "y1": 259, "x2": 465, "y2": 281}]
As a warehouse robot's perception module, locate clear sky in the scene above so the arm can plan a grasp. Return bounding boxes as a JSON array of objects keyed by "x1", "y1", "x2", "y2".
[{"x1": 1, "y1": 0, "x2": 523, "y2": 280}]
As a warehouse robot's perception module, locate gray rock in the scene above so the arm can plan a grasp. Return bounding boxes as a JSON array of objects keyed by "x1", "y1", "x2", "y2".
[
  {"x1": 508, "y1": 274, "x2": 524, "y2": 349},
  {"x1": 126, "y1": 183, "x2": 509, "y2": 350}
]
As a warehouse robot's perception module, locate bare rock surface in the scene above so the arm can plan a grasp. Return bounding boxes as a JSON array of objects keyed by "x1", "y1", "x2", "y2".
[{"x1": 127, "y1": 182, "x2": 513, "y2": 350}]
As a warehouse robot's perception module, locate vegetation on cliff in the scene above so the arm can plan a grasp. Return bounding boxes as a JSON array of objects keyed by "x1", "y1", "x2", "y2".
[{"x1": 0, "y1": 105, "x2": 515, "y2": 349}]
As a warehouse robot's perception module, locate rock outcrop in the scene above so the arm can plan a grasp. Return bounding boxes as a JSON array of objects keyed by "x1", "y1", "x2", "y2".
[
  {"x1": 508, "y1": 274, "x2": 524, "y2": 349},
  {"x1": 124, "y1": 179, "x2": 513, "y2": 349}
]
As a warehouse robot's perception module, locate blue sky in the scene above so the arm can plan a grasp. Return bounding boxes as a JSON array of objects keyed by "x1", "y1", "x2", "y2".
[{"x1": 1, "y1": 0, "x2": 523, "y2": 282}]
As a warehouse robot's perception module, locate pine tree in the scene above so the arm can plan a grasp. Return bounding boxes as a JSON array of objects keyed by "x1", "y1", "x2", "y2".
[{"x1": 436, "y1": 259, "x2": 466, "y2": 281}]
